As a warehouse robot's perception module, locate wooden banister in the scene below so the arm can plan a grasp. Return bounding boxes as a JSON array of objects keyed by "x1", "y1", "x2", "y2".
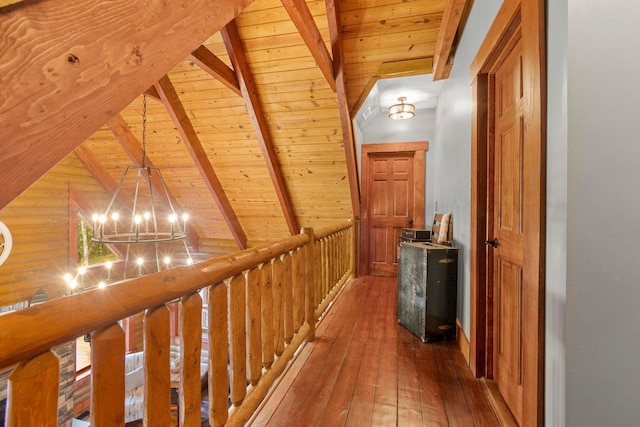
[
  {"x1": 1, "y1": 221, "x2": 355, "y2": 426},
  {"x1": 0, "y1": 233, "x2": 308, "y2": 369}
]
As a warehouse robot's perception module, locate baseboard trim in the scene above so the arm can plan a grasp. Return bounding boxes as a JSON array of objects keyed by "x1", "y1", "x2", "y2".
[
  {"x1": 456, "y1": 320, "x2": 470, "y2": 365},
  {"x1": 480, "y1": 378, "x2": 519, "y2": 427}
]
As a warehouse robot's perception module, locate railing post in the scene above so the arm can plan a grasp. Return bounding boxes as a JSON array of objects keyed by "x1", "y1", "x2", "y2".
[
  {"x1": 180, "y1": 292, "x2": 203, "y2": 427},
  {"x1": 143, "y1": 305, "x2": 171, "y2": 426},
  {"x1": 91, "y1": 324, "x2": 125, "y2": 427},
  {"x1": 302, "y1": 227, "x2": 316, "y2": 342},
  {"x1": 6, "y1": 351, "x2": 59, "y2": 426}
]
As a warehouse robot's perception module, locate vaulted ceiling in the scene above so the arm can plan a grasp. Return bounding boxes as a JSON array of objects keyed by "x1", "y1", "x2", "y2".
[{"x1": 0, "y1": 0, "x2": 467, "y2": 254}]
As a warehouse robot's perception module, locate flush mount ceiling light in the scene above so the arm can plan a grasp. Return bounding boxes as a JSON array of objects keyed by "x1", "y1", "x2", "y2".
[{"x1": 388, "y1": 96, "x2": 415, "y2": 120}]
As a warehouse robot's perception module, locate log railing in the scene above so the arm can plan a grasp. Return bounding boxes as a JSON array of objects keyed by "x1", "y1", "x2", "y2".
[{"x1": 0, "y1": 220, "x2": 355, "y2": 426}]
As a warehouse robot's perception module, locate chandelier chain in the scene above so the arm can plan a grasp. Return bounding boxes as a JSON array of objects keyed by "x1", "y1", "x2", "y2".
[{"x1": 141, "y1": 93, "x2": 147, "y2": 168}]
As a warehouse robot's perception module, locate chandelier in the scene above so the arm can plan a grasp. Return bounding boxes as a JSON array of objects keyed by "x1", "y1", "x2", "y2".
[
  {"x1": 65, "y1": 94, "x2": 193, "y2": 291},
  {"x1": 388, "y1": 96, "x2": 415, "y2": 120}
]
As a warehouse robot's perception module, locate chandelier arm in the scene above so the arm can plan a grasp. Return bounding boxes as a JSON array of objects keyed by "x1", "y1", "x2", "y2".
[
  {"x1": 129, "y1": 167, "x2": 144, "y2": 243},
  {"x1": 154, "y1": 242, "x2": 161, "y2": 273},
  {"x1": 147, "y1": 168, "x2": 160, "y2": 240},
  {"x1": 103, "y1": 166, "x2": 132, "y2": 215},
  {"x1": 122, "y1": 244, "x2": 132, "y2": 280},
  {"x1": 157, "y1": 168, "x2": 180, "y2": 218},
  {"x1": 182, "y1": 239, "x2": 192, "y2": 263}
]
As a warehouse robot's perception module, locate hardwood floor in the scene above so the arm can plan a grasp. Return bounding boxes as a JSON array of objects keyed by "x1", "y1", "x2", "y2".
[
  {"x1": 76, "y1": 276, "x2": 500, "y2": 426},
  {"x1": 248, "y1": 276, "x2": 500, "y2": 427}
]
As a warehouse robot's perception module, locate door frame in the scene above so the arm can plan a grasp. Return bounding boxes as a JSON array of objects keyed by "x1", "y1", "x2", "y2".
[
  {"x1": 469, "y1": 0, "x2": 545, "y2": 425},
  {"x1": 360, "y1": 141, "x2": 428, "y2": 276}
]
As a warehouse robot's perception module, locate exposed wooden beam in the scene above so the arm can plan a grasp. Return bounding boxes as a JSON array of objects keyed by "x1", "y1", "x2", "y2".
[
  {"x1": 144, "y1": 86, "x2": 162, "y2": 102},
  {"x1": 0, "y1": 0, "x2": 255, "y2": 211},
  {"x1": 107, "y1": 113, "x2": 201, "y2": 250},
  {"x1": 281, "y1": 0, "x2": 336, "y2": 92},
  {"x1": 222, "y1": 20, "x2": 300, "y2": 236},
  {"x1": 74, "y1": 144, "x2": 133, "y2": 206},
  {"x1": 432, "y1": 0, "x2": 469, "y2": 81},
  {"x1": 154, "y1": 75, "x2": 248, "y2": 250},
  {"x1": 188, "y1": 46, "x2": 242, "y2": 96},
  {"x1": 0, "y1": 0, "x2": 24, "y2": 9},
  {"x1": 325, "y1": 0, "x2": 360, "y2": 218},
  {"x1": 351, "y1": 58, "x2": 434, "y2": 117}
]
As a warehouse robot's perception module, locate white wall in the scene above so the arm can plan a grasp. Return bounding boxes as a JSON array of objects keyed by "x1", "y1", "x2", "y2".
[
  {"x1": 359, "y1": 107, "x2": 435, "y2": 145},
  {"x1": 567, "y1": 1, "x2": 640, "y2": 425},
  {"x1": 432, "y1": 0, "x2": 502, "y2": 337},
  {"x1": 546, "y1": 0, "x2": 567, "y2": 425},
  {"x1": 434, "y1": 1, "x2": 567, "y2": 424}
]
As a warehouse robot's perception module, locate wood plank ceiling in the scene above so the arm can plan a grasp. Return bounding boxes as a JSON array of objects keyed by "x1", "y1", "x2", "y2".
[{"x1": 0, "y1": 0, "x2": 460, "y2": 255}]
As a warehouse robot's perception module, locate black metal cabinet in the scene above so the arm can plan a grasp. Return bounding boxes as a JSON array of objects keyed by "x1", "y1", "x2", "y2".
[{"x1": 396, "y1": 241, "x2": 458, "y2": 342}]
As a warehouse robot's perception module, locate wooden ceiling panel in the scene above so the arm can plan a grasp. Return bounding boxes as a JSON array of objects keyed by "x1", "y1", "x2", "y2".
[
  {"x1": 340, "y1": 0, "x2": 445, "y2": 111},
  {"x1": 339, "y1": 0, "x2": 445, "y2": 13},
  {"x1": 341, "y1": 12, "x2": 443, "y2": 38}
]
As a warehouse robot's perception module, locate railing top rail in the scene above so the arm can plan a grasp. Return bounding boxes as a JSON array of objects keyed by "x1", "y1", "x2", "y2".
[
  {"x1": 0, "y1": 233, "x2": 309, "y2": 369},
  {"x1": 314, "y1": 219, "x2": 353, "y2": 241}
]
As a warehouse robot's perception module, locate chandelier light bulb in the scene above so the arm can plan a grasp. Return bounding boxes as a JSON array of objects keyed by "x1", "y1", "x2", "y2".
[
  {"x1": 105, "y1": 261, "x2": 113, "y2": 282},
  {"x1": 77, "y1": 266, "x2": 87, "y2": 275},
  {"x1": 164, "y1": 256, "x2": 171, "y2": 266},
  {"x1": 136, "y1": 257, "x2": 144, "y2": 276},
  {"x1": 187, "y1": 258, "x2": 194, "y2": 265},
  {"x1": 144, "y1": 212, "x2": 151, "y2": 220},
  {"x1": 99, "y1": 215, "x2": 106, "y2": 224},
  {"x1": 63, "y1": 273, "x2": 73, "y2": 283},
  {"x1": 92, "y1": 213, "x2": 99, "y2": 222},
  {"x1": 98, "y1": 281, "x2": 106, "y2": 289},
  {"x1": 69, "y1": 279, "x2": 78, "y2": 290}
]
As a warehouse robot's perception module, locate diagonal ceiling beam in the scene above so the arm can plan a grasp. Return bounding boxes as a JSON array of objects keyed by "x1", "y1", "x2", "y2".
[
  {"x1": 74, "y1": 144, "x2": 134, "y2": 208},
  {"x1": 432, "y1": 0, "x2": 469, "y2": 81},
  {"x1": 154, "y1": 75, "x2": 248, "y2": 250},
  {"x1": 0, "y1": 0, "x2": 255, "y2": 211},
  {"x1": 107, "y1": 113, "x2": 201, "y2": 250},
  {"x1": 188, "y1": 45, "x2": 242, "y2": 96},
  {"x1": 0, "y1": 0, "x2": 24, "y2": 9},
  {"x1": 325, "y1": 0, "x2": 360, "y2": 218},
  {"x1": 282, "y1": 0, "x2": 336, "y2": 92},
  {"x1": 222, "y1": 20, "x2": 300, "y2": 236},
  {"x1": 144, "y1": 86, "x2": 162, "y2": 102}
]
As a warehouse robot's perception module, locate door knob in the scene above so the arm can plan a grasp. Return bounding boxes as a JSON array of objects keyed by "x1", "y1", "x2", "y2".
[
  {"x1": 485, "y1": 238, "x2": 499, "y2": 248},
  {"x1": 408, "y1": 219, "x2": 413, "y2": 226}
]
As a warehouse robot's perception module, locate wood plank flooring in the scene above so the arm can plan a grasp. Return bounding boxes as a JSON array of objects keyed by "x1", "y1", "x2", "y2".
[{"x1": 249, "y1": 276, "x2": 500, "y2": 427}]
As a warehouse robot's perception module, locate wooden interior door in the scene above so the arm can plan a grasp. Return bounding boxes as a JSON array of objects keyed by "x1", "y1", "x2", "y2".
[
  {"x1": 361, "y1": 142, "x2": 427, "y2": 277},
  {"x1": 489, "y1": 34, "x2": 525, "y2": 425},
  {"x1": 470, "y1": 2, "x2": 545, "y2": 425}
]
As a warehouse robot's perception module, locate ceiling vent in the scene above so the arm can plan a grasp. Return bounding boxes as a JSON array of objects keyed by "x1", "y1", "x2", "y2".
[{"x1": 362, "y1": 106, "x2": 373, "y2": 121}]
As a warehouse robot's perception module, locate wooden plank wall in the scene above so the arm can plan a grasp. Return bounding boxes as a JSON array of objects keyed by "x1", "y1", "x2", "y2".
[{"x1": 0, "y1": 154, "x2": 109, "y2": 306}]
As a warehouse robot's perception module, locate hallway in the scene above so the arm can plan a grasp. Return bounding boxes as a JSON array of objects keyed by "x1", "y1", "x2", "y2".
[{"x1": 249, "y1": 276, "x2": 500, "y2": 426}]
